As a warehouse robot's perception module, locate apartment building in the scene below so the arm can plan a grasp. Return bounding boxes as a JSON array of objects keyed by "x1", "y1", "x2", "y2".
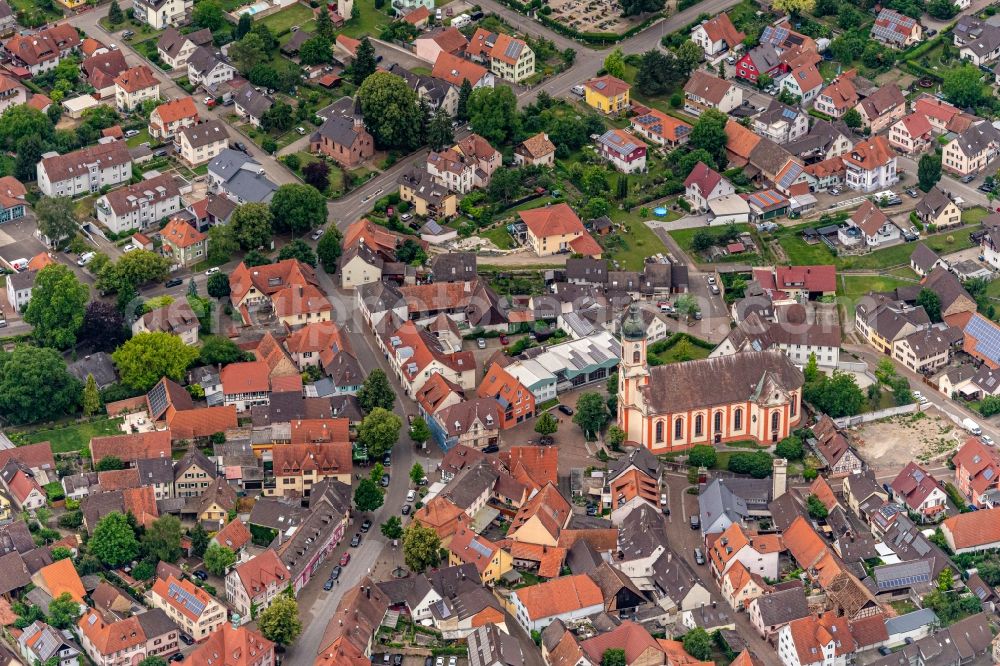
[
  {"x1": 37, "y1": 141, "x2": 132, "y2": 197},
  {"x1": 150, "y1": 576, "x2": 226, "y2": 641}
]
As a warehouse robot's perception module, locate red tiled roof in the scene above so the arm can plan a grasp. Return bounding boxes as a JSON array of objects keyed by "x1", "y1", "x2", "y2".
[
  {"x1": 514, "y1": 574, "x2": 603, "y2": 620},
  {"x1": 212, "y1": 518, "x2": 251, "y2": 551},
  {"x1": 114, "y1": 65, "x2": 159, "y2": 93},
  {"x1": 152, "y1": 97, "x2": 199, "y2": 125},
  {"x1": 520, "y1": 202, "x2": 585, "y2": 237},
  {"x1": 161, "y1": 218, "x2": 205, "y2": 249},
  {"x1": 698, "y1": 13, "x2": 746, "y2": 48},
  {"x1": 221, "y1": 361, "x2": 270, "y2": 394},
  {"x1": 432, "y1": 51, "x2": 488, "y2": 87},
  {"x1": 942, "y1": 506, "x2": 1000, "y2": 551},
  {"x1": 684, "y1": 161, "x2": 723, "y2": 195},
  {"x1": 953, "y1": 437, "x2": 1000, "y2": 496},
  {"x1": 98, "y1": 468, "x2": 140, "y2": 492},
  {"x1": 843, "y1": 136, "x2": 894, "y2": 171},
  {"x1": 90, "y1": 430, "x2": 171, "y2": 464},
  {"x1": 167, "y1": 406, "x2": 238, "y2": 440},
  {"x1": 584, "y1": 75, "x2": 630, "y2": 98}
]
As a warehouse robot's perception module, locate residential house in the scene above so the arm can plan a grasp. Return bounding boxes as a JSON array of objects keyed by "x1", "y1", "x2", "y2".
[
  {"x1": 889, "y1": 113, "x2": 933, "y2": 155},
  {"x1": 221, "y1": 361, "x2": 272, "y2": 412},
  {"x1": 959, "y1": 21, "x2": 1000, "y2": 64},
  {"x1": 722, "y1": 561, "x2": 772, "y2": 611},
  {"x1": 476, "y1": 362, "x2": 536, "y2": 428},
  {"x1": 224, "y1": 549, "x2": 291, "y2": 618},
  {"x1": 132, "y1": 0, "x2": 192, "y2": 29},
  {"x1": 90, "y1": 431, "x2": 171, "y2": 467},
  {"x1": 186, "y1": 477, "x2": 237, "y2": 525},
  {"x1": 268, "y1": 442, "x2": 352, "y2": 496},
  {"x1": 735, "y1": 43, "x2": 785, "y2": 84},
  {"x1": 467, "y1": 29, "x2": 535, "y2": 82},
  {"x1": 584, "y1": 75, "x2": 631, "y2": 114},
  {"x1": 514, "y1": 133, "x2": 556, "y2": 166},
  {"x1": 952, "y1": 437, "x2": 1000, "y2": 506},
  {"x1": 313, "y1": 577, "x2": 389, "y2": 663},
  {"x1": 914, "y1": 187, "x2": 962, "y2": 229},
  {"x1": 183, "y1": 624, "x2": 273, "y2": 666},
  {"x1": 841, "y1": 137, "x2": 897, "y2": 192},
  {"x1": 753, "y1": 100, "x2": 809, "y2": 144},
  {"x1": 910, "y1": 242, "x2": 947, "y2": 277},
  {"x1": 95, "y1": 172, "x2": 182, "y2": 234},
  {"x1": 150, "y1": 575, "x2": 226, "y2": 641},
  {"x1": 175, "y1": 120, "x2": 228, "y2": 166},
  {"x1": 889, "y1": 462, "x2": 948, "y2": 522},
  {"x1": 37, "y1": 141, "x2": 132, "y2": 198},
  {"x1": 3, "y1": 24, "x2": 81, "y2": 76},
  {"x1": 684, "y1": 161, "x2": 735, "y2": 212},
  {"x1": 447, "y1": 528, "x2": 511, "y2": 583},
  {"x1": 511, "y1": 574, "x2": 604, "y2": 632},
  {"x1": 941, "y1": 507, "x2": 1000, "y2": 553},
  {"x1": 186, "y1": 47, "x2": 235, "y2": 91},
  {"x1": 232, "y1": 84, "x2": 273, "y2": 128},
  {"x1": 749, "y1": 586, "x2": 810, "y2": 641},
  {"x1": 690, "y1": 14, "x2": 745, "y2": 57},
  {"x1": 160, "y1": 217, "x2": 207, "y2": 267},
  {"x1": 855, "y1": 85, "x2": 906, "y2": 134},
  {"x1": 595, "y1": 128, "x2": 646, "y2": 174},
  {"x1": 414, "y1": 27, "x2": 468, "y2": 64},
  {"x1": 114, "y1": 65, "x2": 159, "y2": 112},
  {"x1": 207, "y1": 150, "x2": 277, "y2": 205},
  {"x1": 310, "y1": 101, "x2": 375, "y2": 168},
  {"x1": 149, "y1": 97, "x2": 199, "y2": 140},
  {"x1": 780, "y1": 63, "x2": 824, "y2": 103},
  {"x1": 430, "y1": 398, "x2": 501, "y2": 451},
  {"x1": 136, "y1": 459, "x2": 174, "y2": 500},
  {"x1": 684, "y1": 70, "x2": 741, "y2": 116},
  {"x1": 398, "y1": 168, "x2": 457, "y2": 219},
  {"x1": 18, "y1": 621, "x2": 81, "y2": 666},
  {"x1": 777, "y1": 612, "x2": 856, "y2": 666},
  {"x1": 78, "y1": 609, "x2": 178, "y2": 666},
  {"x1": 31, "y1": 557, "x2": 84, "y2": 604},
  {"x1": 520, "y1": 203, "x2": 603, "y2": 258},
  {"x1": 854, "y1": 295, "x2": 929, "y2": 354},
  {"x1": 1, "y1": 463, "x2": 45, "y2": 511},
  {"x1": 942, "y1": 121, "x2": 1000, "y2": 176},
  {"x1": 809, "y1": 417, "x2": 863, "y2": 476},
  {"x1": 0, "y1": 75, "x2": 25, "y2": 115},
  {"x1": 431, "y1": 51, "x2": 493, "y2": 88},
  {"x1": 708, "y1": 522, "x2": 783, "y2": 582},
  {"x1": 630, "y1": 109, "x2": 691, "y2": 147},
  {"x1": 173, "y1": 448, "x2": 216, "y2": 498},
  {"x1": 871, "y1": 9, "x2": 923, "y2": 48},
  {"x1": 132, "y1": 300, "x2": 199, "y2": 345},
  {"x1": 229, "y1": 259, "x2": 331, "y2": 327},
  {"x1": 814, "y1": 76, "x2": 859, "y2": 118},
  {"x1": 275, "y1": 480, "x2": 350, "y2": 593},
  {"x1": 156, "y1": 27, "x2": 211, "y2": 69}
]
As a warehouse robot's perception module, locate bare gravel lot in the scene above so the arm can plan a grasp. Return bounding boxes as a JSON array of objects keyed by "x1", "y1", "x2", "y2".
[{"x1": 850, "y1": 412, "x2": 965, "y2": 472}]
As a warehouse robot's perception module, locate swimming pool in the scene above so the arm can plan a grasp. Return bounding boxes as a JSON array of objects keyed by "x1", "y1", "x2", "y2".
[{"x1": 653, "y1": 206, "x2": 668, "y2": 216}]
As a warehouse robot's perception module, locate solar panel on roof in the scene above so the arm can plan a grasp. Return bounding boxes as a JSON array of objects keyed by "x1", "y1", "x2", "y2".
[
  {"x1": 504, "y1": 40, "x2": 521, "y2": 58},
  {"x1": 967, "y1": 315, "x2": 1000, "y2": 364},
  {"x1": 168, "y1": 581, "x2": 207, "y2": 616}
]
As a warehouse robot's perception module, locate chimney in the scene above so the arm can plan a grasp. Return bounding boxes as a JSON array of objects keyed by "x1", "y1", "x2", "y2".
[{"x1": 772, "y1": 457, "x2": 788, "y2": 499}]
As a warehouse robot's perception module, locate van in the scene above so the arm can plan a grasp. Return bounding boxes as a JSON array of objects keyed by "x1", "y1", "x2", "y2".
[
  {"x1": 77, "y1": 252, "x2": 95, "y2": 267},
  {"x1": 406, "y1": 489, "x2": 416, "y2": 502}
]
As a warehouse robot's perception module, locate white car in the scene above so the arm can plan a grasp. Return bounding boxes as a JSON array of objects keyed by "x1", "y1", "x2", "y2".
[
  {"x1": 448, "y1": 658, "x2": 457, "y2": 666},
  {"x1": 983, "y1": 434, "x2": 996, "y2": 446},
  {"x1": 311, "y1": 228, "x2": 324, "y2": 240},
  {"x1": 296, "y1": 127, "x2": 306, "y2": 135},
  {"x1": 124, "y1": 129, "x2": 140, "y2": 138},
  {"x1": 122, "y1": 243, "x2": 138, "y2": 253},
  {"x1": 707, "y1": 276, "x2": 717, "y2": 285},
  {"x1": 571, "y1": 84, "x2": 586, "y2": 96},
  {"x1": 205, "y1": 267, "x2": 221, "y2": 276}
]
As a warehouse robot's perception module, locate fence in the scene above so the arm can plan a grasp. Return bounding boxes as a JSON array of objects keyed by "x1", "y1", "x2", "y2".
[
  {"x1": 832, "y1": 403, "x2": 919, "y2": 427},
  {"x1": 836, "y1": 360, "x2": 869, "y2": 373}
]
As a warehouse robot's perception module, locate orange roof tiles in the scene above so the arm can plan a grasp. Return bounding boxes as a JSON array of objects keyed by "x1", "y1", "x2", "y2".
[
  {"x1": 448, "y1": 528, "x2": 500, "y2": 574},
  {"x1": 90, "y1": 430, "x2": 171, "y2": 464},
  {"x1": 272, "y1": 442, "x2": 352, "y2": 478},
  {"x1": 289, "y1": 418, "x2": 350, "y2": 444},
  {"x1": 36, "y1": 558, "x2": 85, "y2": 603},
  {"x1": 152, "y1": 97, "x2": 198, "y2": 125},
  {"x1": 184, "y1": 623, "x2": 273, "y2": 666},
  {"x1": 942, "y1": 507, "x2": 1000, "y2": 551},
  {"x1": 229, "y1": 259, "x2": 320, "y2": 306},
  {"x1": 161, "y1": 217, "x2": 205, "y2": 249},
  {"x1": 167, "y1": 405, "x2": 238, "y2": 440},
  {"x1": 810, "y1": 477, "x2": 839, "y2": 511},
  {"x1": 843, "y1": 136, "x2": 894, "y2": 171},
  {"x1": 520, "y1": 202, "x2": 586, "y2": 238},
  {"x1": 98, "y1": 468, "x2": 140, "y2": 492},
  {"x1": 415, "y1": 373, "x2": 465, "y2": 415},
  {"x1": 114, "y1": 65, "x2": 158, "y2": 93},
  {"x1": 514, "y1": 574, "x2": 603, "y2": 620},
  {"x1": 726, "y1": 119, "x2": 763, "y2": 164},
  {"x1": 221, "y1": 361, "x2": 270, "y2": 394},
  {"x1": 499, "y1": 446, "x2": 557, "y2": 491},
  {"x1": 78, "y1": 611, "x2": 146, "y2": 655},
  {"x1": 284, "y1": 321, "x2": 351, "y2": 356},
  {"x1": 402, "y1": 6, "x2": 429, "y2": 24},
  {"x1": 787, "y1": 612, "x2": 856, "y2": 664},
  {"x1": 152, "y1": 575, "x2": 215, "y2": 621},
  {"x1": 336, "y1": 34, "x2": 360, "y2": 55},
  {"x1": 580, "y1": 621, "x2": 663, "y2": 664},
  {"x1": 123, "y1": 486, "x2": 159, "y2": 527},
  {"x1": 510, "y1": 483, "x2": 571, "y2": 543},
  {"x1": 432, "y1": 51, "x2": 488, "y2": 87},
  {"x1": 414, "y1": 497, "x2": 471, "y2": 541},
  {"x1": 784, "y1": 515, "x2": 832, "y2": 572},
  {"x1": 504, "y1": 541, "x2": 566, "y2": 578},
  {"x1": 232, "y1": 549, "x2": 289, "y2": 598},
  {"x1": 213, "y1": 518, "x2": 252, "y2": 551},
  {"x1": 585, "y1": 75, "x2": 630, "y2": 98},
  {"x1": 519, "y1": 132, "x2": 556, "y2": 159},
  {"x1": 899, "y1": 112, "x2": 932, "y2": 138},
  {"x1": 953, "y1": 437, "x2": 1000, "y2": 496},
  {"x1": 26, "y1": 94, "x2": 52, "y2": 111},
  {"x1": 631, "y1": 108, "x2": 691, "y2": 143},
  {"x1": 699, "y1": 13, "x2": 746, "y2": 48}
]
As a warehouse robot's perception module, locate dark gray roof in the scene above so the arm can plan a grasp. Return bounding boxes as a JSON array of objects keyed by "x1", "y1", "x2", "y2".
[
  {"x1": 329, "y1": 394, "x2": 364, "y2": 421},
  {"x1": 248, "y1": 498, "x2": 308, "y2": 532},
  {"x1": 280, "y1": 29, "x2": 314, "y2": 54},
  {"x1": 910, "y1": 242, "x2": 941, "y2": 272},
  {"x1": 233, "y1": 83, "x2": 274, "y2": 120},
  {"x1": 924, "y1": 266, "x2": 974, "y2": 313},
  {"x1": 872, "y1": 559, "x2": 933, "y2": 591},
  {"x1": 915, "y1": 187, "x2": 954, "y2": 221},
  {"x1": 785, "y1": 119, "x2": 854, "y2": 159},
  {"x1": 0, "y1": 551, "x2": 31, "y2": 594},
  {"x1": 68, "y1": 352, "x2": 118, "y2": 388},
  {"x1": 565, "y1": 257, "x2": 608, "y2": 284},
  {"x1": 883, "y1": 608, "x2": 938, "y2": 636},
  {"x1": 135, "y1": 608, "x2": 176, "y2": 638},
  {"x1": 136, "y1": 458, "x2": 174, "y2": 486},
  {"x1": 768, "y1": 491, "x2": 806, "y2": 531},
  {"x1": 649, "y1": 548, "x2": 703, "y2": 604},
  {"x1": 158, "y1": 27, "x2": 211, "y2": 59},
  {"x1": 954, "y1": 121, "x2": 1000, "y2": 158},
  {"x1": 609, "y1": 446, "x2": 660, "y2": 482},
  {"x1": 426, "y1": 563, "x2": 482, "y2": 599},
  {"x1": 179, "y1": 120, "x2": 228, "y2": 149},
  {"x1": 0, "y1": 0, "x2": 12, "y2": 21},
  {"x1": 175, "y1": 447, "x2": 216, "y2": 481},
  {"x1": 430, "y1": 252, "x2": 476, "y2": 282},
  {"x1": 752, "y1": 585, "x2": 809, "y2": 627},
  {"x1": 440, "y1": 461, "x2": 499, "y2": 511},
  {"x1": 618, "y1": 504, "x2": 667, "y2": 561},
  {"x1": 358, "y1": 280, "x2": 405, "y2": 315},
  {"x1": 565, "y1": 538, "x2": 603, "y2": 574},
  {"x1": 250, "y1": 393, "x2": 333, "y2": 427},
  {"x1": 312, "y1": 113, "x2": 364, "y2": 148},
  {"x1": 187, "y1": 46, "x2": 227, "y2": 76},
  {"x1": 376, "y1": 575, "x2": 434, "y2": 609},
  {"x1": 468, "y1": 623, "x2": 525, "y2": 666},
  {"x1": 206, "y1": 194, "x2": 237, "y2": 222}
]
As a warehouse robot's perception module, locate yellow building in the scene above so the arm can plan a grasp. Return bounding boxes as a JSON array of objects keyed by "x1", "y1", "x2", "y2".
[
  {"x1": 448, "y1": 528, "x2": 512, "y2": 584},
  {"x1": 584, "y1": 75, "x2": 631, "y2": 114},
  {"x1": 58, "y1": 0, "x2": 88, "y2": 9},
  {"x1": 398, "y1": 167, "x2": 457, "y2": 219},
  {"x1": 151, "y1": 575, "x2": 226, "y2": 641},
  {"x1": 519, "y1": 203, "x2": 603, "y2": 258},
  {"x1": 193, "y1": 478, "x2": 237, "y2": 526}
]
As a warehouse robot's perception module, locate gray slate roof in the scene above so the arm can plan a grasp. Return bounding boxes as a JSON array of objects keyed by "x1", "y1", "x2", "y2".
[{"x1": 752, "y1": 585, "x2": 809, "y2": 627}]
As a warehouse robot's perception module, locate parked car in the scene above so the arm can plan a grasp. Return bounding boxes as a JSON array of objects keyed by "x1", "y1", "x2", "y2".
[
  {"x1": 393, "y1": 656, "x2": 403, "y2": 666},
  {"x1": 905, "y1": 188, "x2": 919, "y2": 198},
  {"x1": 706, "y1": 276, "x2": 717, "y2": 285},
  {"x1": 383, "y1": 453, "x2": 391, "y2": 466},
  {"x1": 402, "y1": 504, "x2": 411, "y2": 515},
  {"x1": 448, "y1": 657, "x2": 457, "y2": 666},
  {"x1": 360, "y1": 519, "x2": 372, "y2": 533},
  {"x1": 571, "y1": 85, "x2": 585, "y2": 96},
  {"x1": 205, "y1": 267, "x2": 220, "y2": 276},
  {"x1": 169, "y1": 654, "x2": 185, "y2": 662},
  {"x1": 296, "y1": 126, "x2": 306, "y2": 135},
  {"x1": 77, "y1": 252, "x2": 95, "y2": 267},
  {"x1": 380, "y1": 474, "x2": 390, "y2": 487},
  {"x1": 693, "y1": 547, "x2": 705, "y2": 565},
  {"x1": 499, "y1": 334, "x2": 509, "y2": 345},
  {"x1": 122, "y1": 30, "x2": 134, "y2": 39},
  {"x1": 482, "y1": 444, "x2": 499, "y2": 453},
  {"x1": 179, "y1": 634, "x2": 194, "y2": 645},
  {"x1": 557, "y1": 404, "x2": 574, "y2": 416},
  {"x1": 124, "y1": 129, "x2": 140, "y2": 138},
  {"x1": 165, "y1": 277, "x2": 183, "y2": 288},
  {"x1": 193, "y1": 570, "x2": 208, "y2": 581},
  {"x1": 961, "y1": 173, "x2": 977, "y2": 184},
  {"x1": 406, "y1": 489, "x2": 416, "y2": 502},
  {"x1": 340, "y1": 552, "x2": 351, "y2": 566},
  {"x1": 311, "y1": 228, "x2": 325, "y2": 240},
  {"x1": 983, "y1": 434, "x2": 995, "y2": 446},
  {"x1": 400, "y1": 213, "x2": 412, "y2": 221},
  {"x1": 690, "y1": 515, "x2": 700, "y2": 530},
  {"x1": 350, "y1": 533, "x2": 361, "y2": 547},
  {"x1": 477, "y1": 338, "x2": 486, "y2": 349},
  {"x1": 323, "y1": 579, "x2": 335, "y2": 590},
  {"x1": 586, "y1": 504, "x2": 597, "y2": 516}
]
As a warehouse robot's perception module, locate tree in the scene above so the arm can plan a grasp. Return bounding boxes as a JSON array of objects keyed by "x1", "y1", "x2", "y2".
[
  {"x1": 261, "y1": 100, "x2": 294, "y2": 132},
  {"x1": 316, "y1": 6, "x2": 336, "y2": 39},
  {"x1": 0, "y1": 105, "x2": 53, "y2": 151},
  {"x1": 927, "y1": 0, "x2": 958, "y2": 18},
  {"x1": 270, "y1": 184, "x2": 327, "y2": 235},
  {"x1": 728, "y1": 451, "x2": 773, "y2": 478},
  {"x1": 603, "y1": 48, "x2": 626, "y2": 79},
  {"x1": 605, "y1": 426, "x2": 625, "y2": 450},
  {"x1": 573, "y1": 392, "x2": 609, "y2": 440},
  {"x1": 277, "y1": 239, "x2": 317, "y2": 267},
  {"x1": 138, "y1": 658, "x2": 167, "y2": 666},
  {"x1": 682, "y1": 628, "x2": 712, "y2": 661},
  {"x1": 196, "y1": 336, "x2": 244, "y2": 366},
  {"x1": 82, "y1": 374, "x2": 101, "y2": 417},
  {"x1": 535, "y1": 412, "x2": 559, "y2": 437},
  {"x1": 402, "y1": 523, "x2": 441, "y2": 572},
  {"x1": 50, "y1": 547, "x2": 72, "y2": 561},
  {"x1": 409, "y1": 419, "x2": 430, "y2": 448},
  {"x1": 427, "y1": 109, "x2": 454, "y2": 151},
  {"x1": 635, "y1": 49, "x2": 687, "y2": 96},
  {"x1": 230, "y1": 33, "x2": 269, "y2": 73},
  {"x1": 0, "y1": 346, "x2": 80, "y2": 425},
  {"x1": 112, "y1": 332, "x2": 200, "y2": 391},
  {"x1": 189, "y1": 523, "x2": 209, "y2": 558},
  {"x1": 47, "y1": 593, "x2": 81, "y2": 629},
  {"x1": 689, "y1": 109, "x2": 728, "y2": 169},
  {"x1": 358, "y1": 369, "x2": 395, "y2": 412},
  {"x1": 95, "y1": 456, "x2": 124, "y2": 472},
  {"x1": 354, "y1": 478, "x2": 384, "y2": 512},
  {"x1": 24, "y1": 264, "x2": 88, "y2": 349},
  {"x1": 192, "y1": 0, "x2": 225, "y2": 30},
  {"x1": 98, "y1": 250, "x2": 171, "y2": 294},
  {"x1": 317, "y1": 227, "x2": 343, "y2": 273},
  {"x1": 235, "y1": 12, "x2": 253, "y2": 38},
  {"x1": 15, "y1": 134, "x2": 44, "y2": 181},
  {"x1": 258, "y1": 596, "x2": 302, "y2": 646},
  {"x1": 143, "y1": 515, "x2": 182, "y2": 562},
  {"x1": 231, "y1": 203, "x2": 273, "y2": 250},
  {"x1": 35, "y1": 196, "x2": 77, "y2": 249},
  {"x1": 381, "y1": 515, "x2": 403, "y2": 540},
  {"x1": 944, "y1": 65, "x2": 988, "y2": 109},
  {"x1": 467, "y1": 86, "x2": 521, "y2": 145},
  {"x1": 456, "y1": 79, "x2": 473, "y2": 121},
  {"x1": 620, "y1": 0, "x2": 663, "y2": 15},
  {"x1": 918, "y1": 153, "x2": 942, "y2": 192},
  {"x1": 487, "y1": 168, "x2": 521, "y2": 205},
  {"x1": 395, "y1": 239, "x2": 427, "y2": 266},
  {"x1": 917, "y1": 288, "x2": 942, "y2": 323},
  {"x1": 352, "y1": 37, "x2": 378, "y2": 85},
  {"x1": 299, "y1": 36, "x2": 334, "y2": 66},
  {"x1": 203, "y1": 543, "x2": 237, "y2": 575},
  {"x1": 208, "y1": 224, "x2": 239, "y2": 265},
  {"x1": 108, "y1": 0, "x2": 124, "y2": 23},
  {"x1": 303, "y1": 160, "x2": 330, "y2": 192},
  {"x1": 359, "y1": 408, "x2": 402, "y2": 459},
  {"x1": 90, "y1": 512, "x2": 139, "y2": 568},
  {"x1": 601, "y1": 650, "x2": 626, "y2": 666},
  {"x1": 775, "y1": 435, "x2": 804, "y2": 460},
  {"x1": 406, "y1": 464, "x2": 425, "y2": 487},
  {"x1": 207, "y1": 273, "x2": 231, "y2": 299},
  {"x1": 687, "y1": 444, "x2": 717, "y2": 468},
  {"x1": 803, "y1": 371, "x2": 866, "y2": 418},
  {"x1": 806, "y1": 494, "x2": 829, "y2": 520},
  {"x1": 842, "y1": 108, "x2": 862, "y2": 129}
]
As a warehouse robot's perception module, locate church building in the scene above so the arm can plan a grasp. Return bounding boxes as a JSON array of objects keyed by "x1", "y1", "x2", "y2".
[{"x1": 617, "y1": 306, "x2": 805, "y2": 452}]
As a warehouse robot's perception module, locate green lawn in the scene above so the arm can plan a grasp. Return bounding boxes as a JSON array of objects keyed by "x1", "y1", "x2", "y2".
[
  {"x1": 259, "y1": 4, "x2": 316, "y2": 36},
  {"x1": 340, "y1": 0, "x2": 392, "y2": 37},
  {"x1": 126, "y1": 128, "x2": 153, "y2": 148},
  {"x1": 411, "y1": 66, "x2": 432, "y2": 76},
  {"x1": 603, "y1": 209, "x2": 673, "y2": 270},
  {"x1": 963, "y1": 207, "x2": 989, "y2": 225},
  {"x1": 836, "y1": 274, "x2": 913, "y2": 299},
  {"x1": 482, "y1": 225, "x2": 514, "y2": 249},
  {"x1": 20, "y1": 417, "x2": 124, "y2": 454},
  {"x1": 668, "y1": 224, "x2": 753, "y2": 263},
  {"x1": 648, "y1": 334, "x2": 712, "y2": 364}
]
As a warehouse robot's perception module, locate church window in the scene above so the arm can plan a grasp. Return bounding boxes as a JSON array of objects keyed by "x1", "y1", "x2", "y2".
[
  {"x1": 674, "y1": 418, "x2": 683, "y2": 439},
  {"x1": 771, "y1": 412, "x2": 780, "y2": 431},
  {"x1": 791, "y1": 397, "x2": 797, "y2": 418},
  {"x1": 714, "y1": 411, "x2": 722, "y2": 433},
  {"x1": 655, "y1": 421, "x2": 664, "y2": 443},
  {"x1": 695, "y1": 415, "x2": 703, "y2": 437},
  {"x1": 734, "y1": 408, "x2": 743, "y2": 430},
  {"x1": 633, "y1": 349, "x2": 640, "y2": 363}
]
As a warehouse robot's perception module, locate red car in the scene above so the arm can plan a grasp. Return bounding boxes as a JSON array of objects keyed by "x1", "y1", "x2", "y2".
[
  {"x1": 340, "y1": 552, "x2": 351, "y2": 566},
  {"x1": 499, "y1": 334, "x2": 508, "y2": 345}
]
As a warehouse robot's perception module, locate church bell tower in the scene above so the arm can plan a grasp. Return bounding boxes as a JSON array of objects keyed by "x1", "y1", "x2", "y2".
[{"x1": 618, "y1": 304, "x2": 649, "y2": 445}]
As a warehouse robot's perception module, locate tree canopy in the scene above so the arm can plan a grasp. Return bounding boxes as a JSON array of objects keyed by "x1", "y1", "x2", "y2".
[
  {"x1": 142, "y1": 515, "x2": 183, "y2": 563},
  {"x1": 943, "y1": 65, "x2": 988, "y2": 109},
  {"x1": 358, "y1": 408, "x2": 402, "y2": 459},
  {"x1": 688, "y1": 109, "x2": 729, "y2": 169},
  {"x1": 358, "y1": 369, "x2": 395, "y2": 412},
  {"x1": 231, "y1": 203, "x2": 273, "y2": 250},
  {"x1": 270, "y1": 184, "x2": 327, "y2": 235},
  {"x1": 917, "y1": 288, "x2": 942, "y2": 323},
  {"x1": 467, "y1": 86, "x2": 521, "y2": 145},
  {"x1": 35, "y1": 196, "x2": 77, "y2": 249},
  {"x1": 918, "y1": 153, "x2": 942, "y2": 192},
  {"x1": 402, "y1": 523, "x2": 441, "y2": 572},
  {"x1": 24, "y1": 264, "x2": 88, "y2": 350},
  {"x1": 112, "y1": 332, "x2": 200, "y2": 391},
  {"x1": 358, "y1": 72, "x2": 423, "y2": 151},
  {"x1": 573, "y1": 392, "x2": 609, "y2": 440},
  {"x1": 258, "y1": 596, "x2": 302, "y2": 646},
  {"x1": 90, "y1": 512, "x2": 139, "y2": 568},
  {"x1": 0, "y1": 346, "x2": 80, "y2": 425},
  {"x1": 203, "y1": 543, "x2": 237, "y2": 575}
]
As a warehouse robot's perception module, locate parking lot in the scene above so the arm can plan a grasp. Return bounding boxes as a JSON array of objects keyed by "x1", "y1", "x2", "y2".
[{"x1": 0, "y1": 214, "x2": 50, "y2": 272}]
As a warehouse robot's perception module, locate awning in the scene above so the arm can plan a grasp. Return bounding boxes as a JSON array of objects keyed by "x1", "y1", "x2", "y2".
[{"x1": 470, "y1": 506, "x2": 500, "y2": 533}]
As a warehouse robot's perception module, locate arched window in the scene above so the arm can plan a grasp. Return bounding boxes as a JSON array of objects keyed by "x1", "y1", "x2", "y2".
[
  {"x1": 695, "y1": 414, "x2": 704, "y2": 437},
  {"x1": 714, "y1": 411, "x2": 722, "y2": 433},
  {"x1": 655, "y1": 421, "x2": 664, "y2": 443},
  {"x1": 771, "y1": 412, "x2": 780, "y2": 431},
  {"x1": 675, "y1": 418, "x2": 683, "y2": 440},
  {"x1": 791, "y1": 396, "x2": 797, "y2": 418},
  {"x1": 734, "y1": 408, "x2": 743, "y2": 431},
  {"x1": 633, "y1": 349, "x2": 640, "y2": 363}
]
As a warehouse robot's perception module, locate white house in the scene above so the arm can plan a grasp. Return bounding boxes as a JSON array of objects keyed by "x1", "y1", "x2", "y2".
[
  {"x1": 186, "y1": 47, "x2": 235, "y2": 91},
  {"x1": 132, "y1": 0, "x2": 192, "y2": 29},
  {"x1": 842, "y1": 136, "x2": 898, "y2": 193},
  {"x1": 95, "y1": 173, "x2": 182, "y2": 234},
  {"x1": 690, "y1": 14, "x2": 745, "y2": 57},
  {"x1": 777, "y1": 614, "x2": 855, "y2": 666},
  {"x1": 5, "y1": 269, "x2": 33, "y2": 314},
  {"x1": 511, "y1": 574, "x2": 604, "y2": 633},
  {"x1": 684, "y1": 161, "x2": 734, "y2": 212},
  {"x1": 36, "y1": 141, "x2": 132, "y2": 197},
  {"x1": 840, "y1": 201, "x2": 899, "y2": 248}
]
